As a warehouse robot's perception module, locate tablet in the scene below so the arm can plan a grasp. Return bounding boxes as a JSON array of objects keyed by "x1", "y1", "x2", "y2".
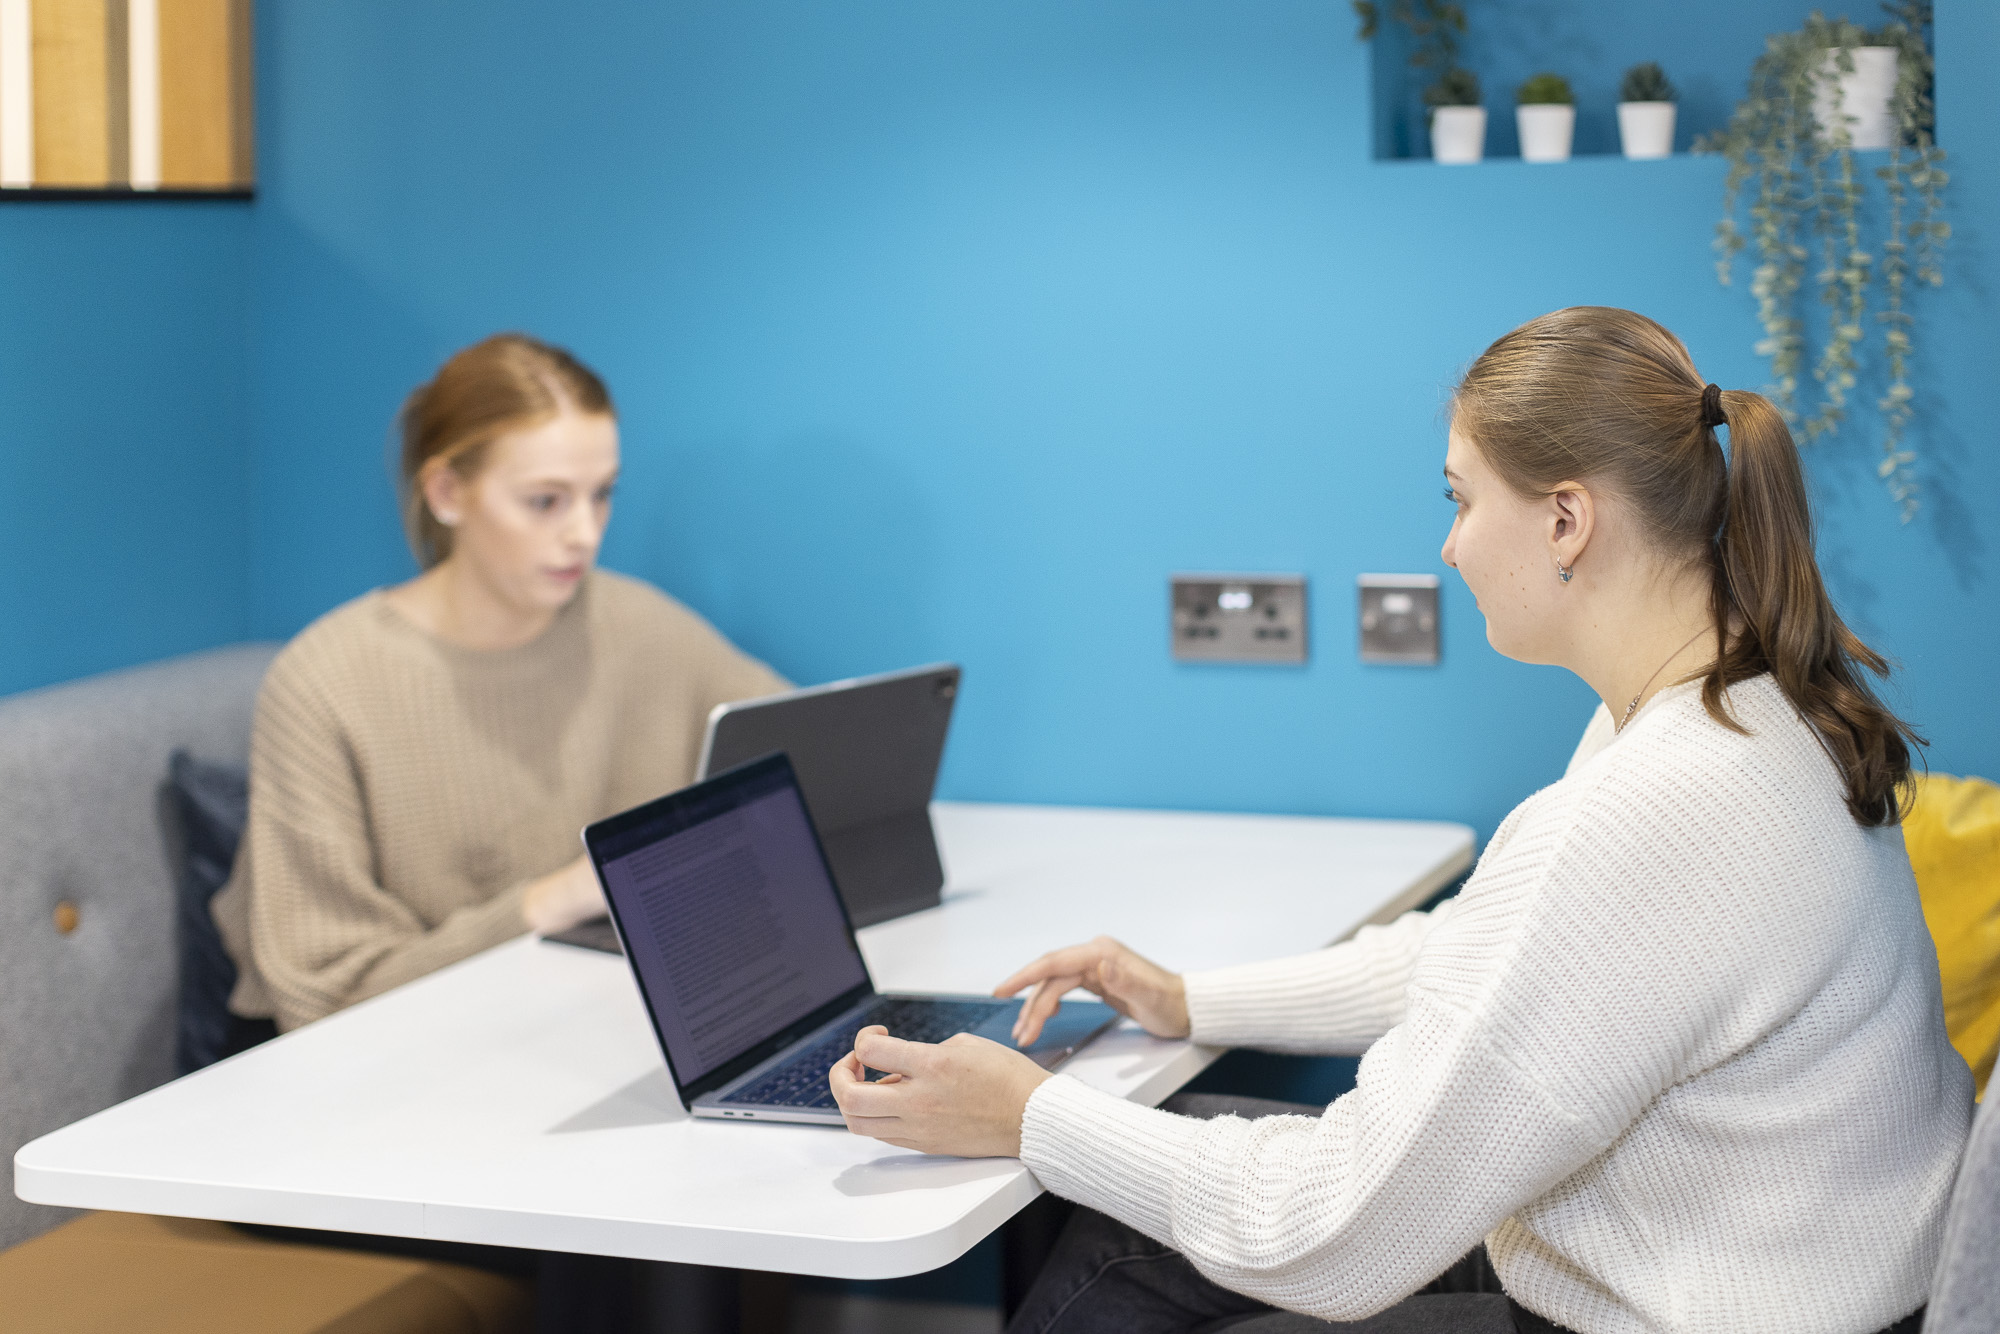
[{"x1": 698, "y1": 662, "x2": 960, "y2": 928}]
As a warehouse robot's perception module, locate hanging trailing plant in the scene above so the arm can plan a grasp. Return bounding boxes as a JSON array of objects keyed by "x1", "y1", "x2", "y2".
[
  {"x1": 1697, "y1": 1, "x2": 1946, "y2": 520},
  {"x1": 1352, "y1": 0, "x2": 1474, "y2": 107}
]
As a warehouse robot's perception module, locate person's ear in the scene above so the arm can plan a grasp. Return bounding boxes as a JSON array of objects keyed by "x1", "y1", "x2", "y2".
[
  {"x1": 1547, "y1": 481, "x2": 1595, "y2": 578},
  {"x1": 420, "y1": 458, "x2": 464, "y2": 529}
]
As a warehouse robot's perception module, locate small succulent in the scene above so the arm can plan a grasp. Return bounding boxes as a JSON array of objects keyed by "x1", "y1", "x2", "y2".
[
  {"x1": 1423, "y1": 67, "x2": 1482, "y2": 109},
  {"x1": 1516, "y1": 72, "x2": 1574, "y2": 105},
  {"x1": 1620, "y1": 62, "x2": 1677, "y2": 104}
]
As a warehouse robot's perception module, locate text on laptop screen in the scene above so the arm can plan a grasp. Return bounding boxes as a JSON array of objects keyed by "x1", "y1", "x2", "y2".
[{"x1": 597, "y1": 769, "x2": 869, "y2": 1084}]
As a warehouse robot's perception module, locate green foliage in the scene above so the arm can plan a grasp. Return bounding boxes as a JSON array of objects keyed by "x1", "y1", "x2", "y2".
[
  {"x1": 1696, "y1": 1, "x2": 1945, "y2": 520},
  {"x1": 1424, "y1": 67, "x2": 1482, "y2": 109},
  {"x1": 1516, "y1": 72, "x2": 1574, "y2": 105},
  {"x1": 1354, "y1": 0, "x2": 1468, "y2": 77},
  {"x1": 1620, "y1": 62, "x2": 1677, "y2": 104}
]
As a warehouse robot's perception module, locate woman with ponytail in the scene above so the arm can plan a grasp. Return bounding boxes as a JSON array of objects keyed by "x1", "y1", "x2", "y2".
[{"x1": 829, "y1": 309, "x2": 1972, "y2": 1334}]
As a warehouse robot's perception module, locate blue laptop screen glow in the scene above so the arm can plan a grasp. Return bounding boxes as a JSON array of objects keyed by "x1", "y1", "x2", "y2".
[{"x1": 596, "y1": 766, "x2": 868, "y2": 1084}]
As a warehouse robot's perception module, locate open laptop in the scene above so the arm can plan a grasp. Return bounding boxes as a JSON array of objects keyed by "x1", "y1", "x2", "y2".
[
  {"x1": 584, "y1": 752, "x2": 1117, "y2": 1124},
  {"x1": 698, "y1": 663, "x2": 960, "y2": 929}
]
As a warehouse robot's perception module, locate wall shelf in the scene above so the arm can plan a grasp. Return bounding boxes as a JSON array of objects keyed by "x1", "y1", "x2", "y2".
[
  {"x1": 0, "y1": 188, "x2": 252, "y2": 202},
  {"x1": 1369, "y1": 2, "x2": 1847, "y2": 163}
]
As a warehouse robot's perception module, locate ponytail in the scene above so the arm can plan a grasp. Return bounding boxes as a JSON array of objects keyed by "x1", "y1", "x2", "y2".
[
  {"x1": 1706, "y1": 391, "x2": 1922, "y2": 826},
  {"x1": 1455, "y1": 307, "x2": 1922, "y2": 828}
]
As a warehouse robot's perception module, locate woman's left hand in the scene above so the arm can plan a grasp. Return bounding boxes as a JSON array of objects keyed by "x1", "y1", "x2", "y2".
[{"x1": 830, "y1": 1025, "x2": 1052, "y2": 1157}]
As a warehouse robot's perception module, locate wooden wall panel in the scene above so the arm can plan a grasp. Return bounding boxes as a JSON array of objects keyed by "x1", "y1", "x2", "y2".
[
  {"x1": 102, "y1": 0, "x2": 125, "y2": 179},
  {"x1": 158, "y1": 0, "x2": 246, "y2": 188},
  {"x1": 29, "y1": 0, "x2": 110, "y2": 187}
]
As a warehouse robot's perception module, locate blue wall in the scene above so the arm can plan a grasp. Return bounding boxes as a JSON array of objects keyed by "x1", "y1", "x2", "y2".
[
  {"x1": 0, "y1": 204, "x2": 251, "y2": 696},
  {"x1": 242, "y1": 0, "x2": 1999, "y2": 839},
  {"x1": 237, "y1": 1, "x2": 1988, "y2": 836}
]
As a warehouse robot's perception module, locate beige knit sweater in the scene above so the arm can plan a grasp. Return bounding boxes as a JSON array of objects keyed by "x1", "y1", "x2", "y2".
[
  {"x1": 212, "y1": 570, "x2": 787, "y2": 1031},
  {"x1": 1021, "y1": 674, "x2": 1972, "y2": 1334}
]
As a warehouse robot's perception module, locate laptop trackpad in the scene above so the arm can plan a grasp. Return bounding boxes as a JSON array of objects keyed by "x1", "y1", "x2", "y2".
[{"x1": 974, "y1": 1000, "x2": 1120, "y2": 1071}]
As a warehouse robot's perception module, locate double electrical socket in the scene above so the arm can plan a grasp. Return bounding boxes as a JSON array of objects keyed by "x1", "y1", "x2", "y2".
[{"x1": 1170, "y1": 574, "x2": 1307, "y2": 664}]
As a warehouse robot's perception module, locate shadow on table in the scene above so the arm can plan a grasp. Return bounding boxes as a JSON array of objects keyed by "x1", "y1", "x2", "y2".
[
  {"x1": 548, "y1": 1067, "x2": 686, "y2": 1134},
  {"x1": 834, "y1": 1153, "x2": 1019, "y2": 1196}
]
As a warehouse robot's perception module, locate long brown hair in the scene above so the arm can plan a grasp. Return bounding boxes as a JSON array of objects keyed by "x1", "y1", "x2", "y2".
[
  {"x1": 397, "y1": 333, "x2": 613, "y2": 568},
  {"x1": 1453, "y1": 306, "x2": 1921, "y2": 826}
]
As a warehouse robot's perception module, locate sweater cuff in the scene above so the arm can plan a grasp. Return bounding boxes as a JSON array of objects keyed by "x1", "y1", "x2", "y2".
[{"x1": 1019, "y1": 1074, "x2": 1201, "y2": 1245}]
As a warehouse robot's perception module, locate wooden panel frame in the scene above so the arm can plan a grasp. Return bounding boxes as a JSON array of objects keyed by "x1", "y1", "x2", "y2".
[{"x1": 0, "y1": 0, "x2": 250, "y2": 197}]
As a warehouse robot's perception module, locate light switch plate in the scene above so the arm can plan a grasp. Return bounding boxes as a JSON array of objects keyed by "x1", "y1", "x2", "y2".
[
  {"x1": 1171, "y1": 574, "x2": 1307, "y2": 664},
  {"x1": 1358, "y1": 574, "x2": 1440, "y2": 664}
]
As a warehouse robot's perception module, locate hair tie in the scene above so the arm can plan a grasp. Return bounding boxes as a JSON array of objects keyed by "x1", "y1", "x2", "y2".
[{"x1": 1700, "y1": 383, "x2": 1726, "y2": 428}]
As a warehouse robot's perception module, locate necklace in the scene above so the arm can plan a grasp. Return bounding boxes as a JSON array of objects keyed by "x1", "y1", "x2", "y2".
[{"x1": 1616, "y1": 629, "x2": 1709, "y2": 733}]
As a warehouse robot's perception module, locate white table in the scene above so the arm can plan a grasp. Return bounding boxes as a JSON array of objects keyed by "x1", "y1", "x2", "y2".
[{"x1": 16, "y1": 803, "x2": 1471, "y2": 1279}]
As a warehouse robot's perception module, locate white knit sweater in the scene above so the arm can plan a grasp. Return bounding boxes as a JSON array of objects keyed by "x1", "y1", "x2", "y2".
[{"x1": 1020, "y1": 675, "x2": 1972, "y2": 1334}]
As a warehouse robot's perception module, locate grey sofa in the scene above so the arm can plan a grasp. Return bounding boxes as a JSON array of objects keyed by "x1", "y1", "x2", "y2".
[
  {"x1": 0, "y1": 642, "x2": 278, "y2": 1250},
  {"x1": 1928, "y1": 1087, "x2": 1998, "y2": 1334}
]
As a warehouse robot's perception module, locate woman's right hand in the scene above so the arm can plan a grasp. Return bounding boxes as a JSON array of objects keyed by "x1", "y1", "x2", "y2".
[
  {"x1": 995, "y1": 936, "x2": 1189, "y2": 1048},
  {"x1": 521, "y1": 854, "x2": 607, "y2": 935}
]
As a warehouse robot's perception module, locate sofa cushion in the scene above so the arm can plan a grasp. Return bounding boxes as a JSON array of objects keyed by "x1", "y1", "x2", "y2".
[
  {"x1": 0, "y1": 643, "x2": 278, "y2": 1251},
  {"x1": 1927, "y1": 1090, "x2": 2000, "y2": 1334},
  {"x1": 1906, "y1": 773, "x2": 2000, "y2": 1100}
]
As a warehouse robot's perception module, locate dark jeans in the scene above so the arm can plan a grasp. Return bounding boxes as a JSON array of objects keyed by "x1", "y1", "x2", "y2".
[
  {"x1": 1005, "y1": 1206, "x2": 1538, "y2": 1334},
  {"x1": 1007, "y1": 1093, "x2": 1926, "y2": 1334}
]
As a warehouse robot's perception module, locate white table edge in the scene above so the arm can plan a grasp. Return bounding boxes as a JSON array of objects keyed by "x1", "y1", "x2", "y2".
[{"x1": 13, "y1": 808, "x2": 1477, "y2": 1277}]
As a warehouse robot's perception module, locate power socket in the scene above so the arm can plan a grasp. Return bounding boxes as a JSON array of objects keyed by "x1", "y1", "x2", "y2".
[
  {"x1": 1358, "y1": 574, "x2": 1440, "y2": 664},
  {"x1": 1171, "y1": 574, "x2": 1308, "y2": 664}
]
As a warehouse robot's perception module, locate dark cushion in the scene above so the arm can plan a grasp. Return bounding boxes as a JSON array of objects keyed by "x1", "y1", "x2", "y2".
[{"x1": 165, "y1": 751, "x2": 249, "y2": 1075}]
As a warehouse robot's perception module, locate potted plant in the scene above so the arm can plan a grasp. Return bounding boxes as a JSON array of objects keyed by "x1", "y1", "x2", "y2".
[
  {"x1": 1814, "y1": 44, "x2": 1899, "y2": 148},
  {"x1": 1425, "y1": 67, "x2": 1485, "y2": 164},
  {"x1": 1617, "y1": 62, "x2": 1677, "y2": 159},
  {"x1": 1353, "y1": 2, "x2": 1479, "y2": 162},
  {"x1": 1515, "y1": 73, "x2": 1574, "y2": 163},
  {"x1": 1699, "y1": 0, "x2": 1945, "y2": 518}
]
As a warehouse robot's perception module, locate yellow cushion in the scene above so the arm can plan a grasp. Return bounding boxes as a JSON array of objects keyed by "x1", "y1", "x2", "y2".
[{"x1": 1906, "y1": 773, "x2": 2000, "y2": 1101}]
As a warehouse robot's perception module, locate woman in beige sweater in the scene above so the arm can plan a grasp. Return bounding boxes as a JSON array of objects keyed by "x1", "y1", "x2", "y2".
[{"x1": 214, "y1": 334, "x2": 787, "y2": 1032}]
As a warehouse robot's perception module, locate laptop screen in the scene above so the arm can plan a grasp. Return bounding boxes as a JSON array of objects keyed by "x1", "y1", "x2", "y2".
[{"x1": 589, "y1": 755, "x2": 870, "y2": 1087}]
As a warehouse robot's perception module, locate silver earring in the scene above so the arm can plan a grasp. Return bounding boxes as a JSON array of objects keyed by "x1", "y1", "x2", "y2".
[{"x1": 1556, "y1": 559, "x2": 1573, "y2": 584}]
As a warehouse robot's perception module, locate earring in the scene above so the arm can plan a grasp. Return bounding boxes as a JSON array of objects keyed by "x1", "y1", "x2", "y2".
[{"x1": 1555, "y1": 559, "x2": 1573, "y2": 584}]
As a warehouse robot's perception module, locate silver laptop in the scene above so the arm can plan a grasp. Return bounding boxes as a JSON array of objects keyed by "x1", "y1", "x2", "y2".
[
  {"x1": 698, "y1": 663, "x2": 960, "y2": 928},
  {"x1": 585, "y1": 751, "x2": 1117, "y2": 1125}
]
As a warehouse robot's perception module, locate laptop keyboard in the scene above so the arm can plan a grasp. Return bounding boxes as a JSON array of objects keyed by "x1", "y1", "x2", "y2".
[{"x1": 726, "y1": 998, "x2": 1001, "y2": 1111}]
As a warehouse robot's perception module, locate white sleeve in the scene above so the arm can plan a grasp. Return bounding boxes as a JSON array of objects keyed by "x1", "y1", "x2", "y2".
[
  {"x1": 1182, "y1": 902, "x2": 1455, "y2": 1055},
  {"x1": 1021, "y1": 986, "x2": 1607, "y2": 1321},
  {"x1": 1019, "y1": 787, "x2": 1665, "y2": 1322}
]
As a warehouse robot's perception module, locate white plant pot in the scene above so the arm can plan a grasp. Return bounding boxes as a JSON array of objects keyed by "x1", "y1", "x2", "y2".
[
  {"x1": 1428, "y1": 105, "x2": 1486, "y2": 164},
  {"x1": 1516, "y1": 104, "x2": 1575, "y2": 163},
  {"x1": 1617, "y1": 101, "x2": 1676, "y2": 159},
  {"x1": 1812, "y1": 46, "x2": 1898, "y2": 149}
]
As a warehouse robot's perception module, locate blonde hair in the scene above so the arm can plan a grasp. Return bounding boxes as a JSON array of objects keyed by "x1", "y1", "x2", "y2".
[
  {"x1": 397, "y1": 333, "x2": 613, "y2": 568},
  {"x1": 1454, "y1": 306, "x2": 1921, "y2": 827}
]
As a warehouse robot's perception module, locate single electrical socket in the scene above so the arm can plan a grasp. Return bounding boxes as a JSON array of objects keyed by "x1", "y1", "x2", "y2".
[
  {"x1": 1171, "y1": 574, "x2": 1308, "y2": 664},
  {"x1": 1358, "y1": 574, "x2": 1440, "y2": 664}
]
